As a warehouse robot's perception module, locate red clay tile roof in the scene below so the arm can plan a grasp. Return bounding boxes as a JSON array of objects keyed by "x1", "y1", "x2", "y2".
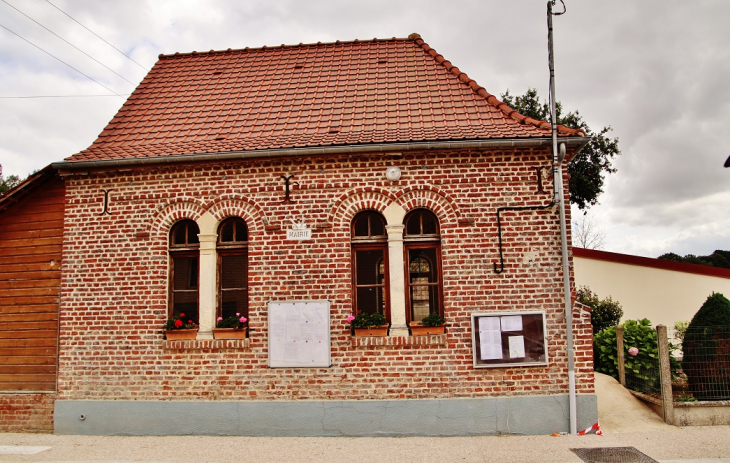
[{"x1": 67, "y1": 35, "x2": 584, "y2": 163}]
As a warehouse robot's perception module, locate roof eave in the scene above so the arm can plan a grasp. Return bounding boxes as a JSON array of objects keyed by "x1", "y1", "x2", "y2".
[
  {"x1": 54, "y1": 137, "x2": 590, "y2": 172},
  {"x1": 0, "y1": 165, "x2": 57, "y2": 213}
]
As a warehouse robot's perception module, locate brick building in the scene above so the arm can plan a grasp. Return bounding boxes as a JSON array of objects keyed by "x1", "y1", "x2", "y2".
[{"x1": 1, "y1": 34, "x2": 597, "y2": 435}]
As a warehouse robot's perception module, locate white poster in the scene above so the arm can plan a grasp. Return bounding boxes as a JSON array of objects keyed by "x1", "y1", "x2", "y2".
[
  {"x1": 479, "y1": 316, "x2": 501, "y2": 332},
  {"x1": 479, "y1": 325, "x2": 502, "y2": 360},
  {"x1": 501, "y1": 315, "x2": 523, "y2": 332},
  {"x1": 268, "y1": 301, "x2": 331, "y2": 368},
  {"x1": 508, "y1": 335, "x2": 526, "y2": 359}
]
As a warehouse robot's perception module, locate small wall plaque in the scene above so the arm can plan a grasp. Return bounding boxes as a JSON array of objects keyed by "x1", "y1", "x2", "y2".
[{"x1": 286, "y1": 228, "x2": 312, "y2": 240}]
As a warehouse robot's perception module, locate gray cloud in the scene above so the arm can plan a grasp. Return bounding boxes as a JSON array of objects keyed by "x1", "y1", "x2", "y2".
[{"x1": 2, "y1": 0, "x2": 729, "y2": 257}]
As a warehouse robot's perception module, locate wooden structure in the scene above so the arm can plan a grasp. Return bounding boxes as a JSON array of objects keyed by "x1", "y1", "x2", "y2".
[{"x1": 0, "y1": 168, "x2": 64, "y2": 392}]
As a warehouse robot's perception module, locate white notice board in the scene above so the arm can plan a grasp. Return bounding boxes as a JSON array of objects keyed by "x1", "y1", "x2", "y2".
[{"x1": 268, "y1": 300, "x2": 331, "y2": 368}]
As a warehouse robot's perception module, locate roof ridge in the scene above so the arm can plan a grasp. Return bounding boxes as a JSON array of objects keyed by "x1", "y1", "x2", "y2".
[
  {"x1": 157, "y1": 36, "x2": 412, "y2": 59},
  {"x1": 411, "y1": 36, "x2": 584, "y2": 137}
]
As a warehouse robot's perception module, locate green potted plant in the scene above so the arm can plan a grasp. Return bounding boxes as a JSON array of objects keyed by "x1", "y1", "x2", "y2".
[
  {"x1": 409, "y1": 313, "x2": 446, "y2": 336},
  {"x1": 213, "y1": 313, "x2": 248, "y2": 339},
  {"x1": 164, "y1": 313, "x2": 199, "y2": 340},
  {"x1": 349, "y1": 312, "x2": 388, "y2": 337}
]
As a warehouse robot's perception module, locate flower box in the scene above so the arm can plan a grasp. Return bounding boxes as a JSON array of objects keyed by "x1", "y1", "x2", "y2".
[
  {"x1": 213, "y1": 328, "x2": 247, "y2": 339},
  {"x1": 164, "y1": 328, "x2": 198, "y2": 340},
  {"x1": 353, "y1": 325, "x2": 389, "y2": 337},
  {"x1": 409, "y1": 322, "x2": 446, "y2": 336}
]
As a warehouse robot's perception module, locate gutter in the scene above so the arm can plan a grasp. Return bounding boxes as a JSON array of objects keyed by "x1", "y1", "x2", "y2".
[{"x1": 51, "y1": 138, "x2": 588, "y2": 172}]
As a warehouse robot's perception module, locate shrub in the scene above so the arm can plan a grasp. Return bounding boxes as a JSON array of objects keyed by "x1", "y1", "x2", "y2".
[
  {"x1": 350, "y1": 312, "x2": 387, "y2": 329},
  {"x1": 164, "y1": 312, "x2": 198, "y2": 330},
  {"x1": 683, "y1": 293, "x2": 730, "y2": 400},
  {"x1": 593, "y1": 318, "x2": 679, "y2": 393},
  {"x1": 576, "y1": 286, "x2": 623, "y2": 334},
  {"x1": 674, "y1": 321, "x2": 689, "y2": 344},
  {"x1": 216, "y1": 313, "x2": 247, "y2": 329},
  {"x1": 421, "y1": 313, "x2": 445, "y2": 327}
]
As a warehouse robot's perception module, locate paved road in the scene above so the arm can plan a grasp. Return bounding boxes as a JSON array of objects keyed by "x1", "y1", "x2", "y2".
[{"x1": 1, "y1": 428, "x2": 729, "y2": 463}]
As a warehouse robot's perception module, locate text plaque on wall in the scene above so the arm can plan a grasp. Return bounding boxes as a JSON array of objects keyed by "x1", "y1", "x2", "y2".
[
  {"x1": 268, "y1": 300, "x2": 331, "y2": 368},
  {"x1": 470, "y1": 311, "x2": 548, "y2": 368}
]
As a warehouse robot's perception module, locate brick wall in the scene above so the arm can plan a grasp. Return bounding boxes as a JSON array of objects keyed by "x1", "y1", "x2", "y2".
[
  {"x1": 57, "y1": 147, "x2": 594, "y2": 401},
  {"x1": 0, "y1": 393, "x2": 55, "y2": 432}
]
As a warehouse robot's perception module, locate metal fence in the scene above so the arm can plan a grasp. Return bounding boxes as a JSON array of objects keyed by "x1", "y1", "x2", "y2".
[
  {"x1": 623, "y1": 351, "x2": 662, "y2": 396},
  {"x1": 679, "y1": 327, "x2": 730, "y2": 401},
  {"x1": 615, "y1": 324, "x2": 730, "y2": 425}
]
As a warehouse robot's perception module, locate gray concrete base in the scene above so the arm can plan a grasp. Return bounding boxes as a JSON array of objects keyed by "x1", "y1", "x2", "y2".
[{"x1": 54, "y1": 394, "x2": 598, "y2": 436}]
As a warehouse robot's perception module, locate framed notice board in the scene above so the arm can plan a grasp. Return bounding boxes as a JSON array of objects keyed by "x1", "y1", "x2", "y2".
[
  {"x1": 268, "y1": 300, "x2": 331, "y2": 368},
  {"x1": 471, "y1": 311, "x2": 548, "y2": 368}
]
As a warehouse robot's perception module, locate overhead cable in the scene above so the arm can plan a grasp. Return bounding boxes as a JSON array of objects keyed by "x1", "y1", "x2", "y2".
[
  {"x1": 0, "y1": 22, "x2": 123, "y2": 98},
  {"x1": 1, "y1": 0, "x2": 137, "y2": 85},
  {"x1": 45, "y1": 0, "x2": 147, "y2": 71},
  {"x1": 0, "y1": 94, "x2": 130, "y2": 99}
]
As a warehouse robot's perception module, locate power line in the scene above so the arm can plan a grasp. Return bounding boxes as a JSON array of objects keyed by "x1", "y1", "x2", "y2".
[
  {"x1": 1, "y1": 0, "x2": 137, "y2": 85},
  {"x1": 0, "y1": 22, "x2": 124, "y2": 98},
  {"x1": 0, "y1": 94, "x2": 130, "y2": 99},
  {"x1": 45, "y1": 0, "x2": 147, "y2": 71}
]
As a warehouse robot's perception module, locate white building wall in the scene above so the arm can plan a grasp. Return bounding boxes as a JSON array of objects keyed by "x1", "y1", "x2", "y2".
[{"x1": 574, "y1": 252, "x2": 730, "y2": 333}]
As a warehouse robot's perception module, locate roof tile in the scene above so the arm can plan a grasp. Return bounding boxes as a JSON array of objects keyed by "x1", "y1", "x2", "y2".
[{"x1": 68, "y1": 36, "x2": 582, "y2": 162}]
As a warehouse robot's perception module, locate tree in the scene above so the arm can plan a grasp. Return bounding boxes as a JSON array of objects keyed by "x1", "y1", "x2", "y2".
[
  {"x1": 0, "y1": 165, "x2": 21, "y2": 196},
  {"x1": 683, "y1": 293, "x2": 730, "y2": 400},
  {"x1": 658, "y1": 250, "x2": 730, "y2": 269},
  {"x1": 501, "y1": 88, "x2": 621, "y2": 210},
  {"x1": 572, "y1": 213, "x2": 605, "y2": 249},
  {"x1": 576, "y1": 286, "x2": 623, "y2": 334}
]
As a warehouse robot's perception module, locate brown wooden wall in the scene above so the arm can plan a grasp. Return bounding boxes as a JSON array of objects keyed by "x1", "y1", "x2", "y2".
[{"x1": 0, "y1": 175, "x2": 64, "y2": 392}]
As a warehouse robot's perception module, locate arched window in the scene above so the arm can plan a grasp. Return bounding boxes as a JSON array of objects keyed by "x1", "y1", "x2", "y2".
[
  {"x1": 351, "y1": 211, "x2": 389, "y2": 320},
  {"x1": 169, "y1": 219, "x2": 200, "y2": 323},
  {"x1": 217, "y1": 217, "x2": 248, "y2": 320},
  {"x1": 404, "y1": 209, "x2": 443, "y2": 323}
]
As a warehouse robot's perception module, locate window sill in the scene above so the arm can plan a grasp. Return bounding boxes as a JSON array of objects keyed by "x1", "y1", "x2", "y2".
[
  {"x1": 351, "y1": 334, "x2": 447, "y2": 347},
  {"x1": 162, "y1": 338, "x2": 250, "y2": 350}
]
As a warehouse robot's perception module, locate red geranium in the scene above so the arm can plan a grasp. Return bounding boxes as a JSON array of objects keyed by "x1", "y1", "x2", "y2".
[{"x1": 165, "y1": 312, "x2": 199, "y2": 331}]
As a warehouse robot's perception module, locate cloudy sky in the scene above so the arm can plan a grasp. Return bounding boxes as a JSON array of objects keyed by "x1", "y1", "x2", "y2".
[{"x1": 1, "y1": 0, "x2": 728, "y2": 258}]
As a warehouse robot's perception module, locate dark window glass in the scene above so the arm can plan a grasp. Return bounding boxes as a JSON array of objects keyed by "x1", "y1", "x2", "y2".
[
  {"x1": 219, "y1": 217, "x2": 248, "y2": 243},
  {"x1": 218, "y1": 218, "x2": 249, "y2": 321},
  {"x1": 171, "y1": 220, "x2": 200, "y2": 246},
  {"x1": 405, "y1": 209, "x2": 439, "y2": 237},
  {"x1": 408, "y1": 248, "x2": 439, "y2": 321},
  {"x1": 353, "y1": 248, "x2": 387, "y2": 316},
  {"x1": 404, "y1": 209, "x2": 442, "y2": 323},
  {"x1": 351, "y1": 211, "x2": 389, "y2": 320},
  {"x1": 352, "y1": 211, "x2": 386, "y2": 239},
  {"x1": 169, "y1": 220, "x2": 200, "y2": 323}
]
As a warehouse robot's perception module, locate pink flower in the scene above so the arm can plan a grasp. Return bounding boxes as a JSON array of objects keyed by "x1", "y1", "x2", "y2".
[
  {"x1": 347, "y1": 315, "x2": 355, "y2": 323},
  {"x1": 628, "y1": 347, "x2": 639, "y2": 356},
  {"x1": 217, "y1": 317, "x2": 223, "y2": 322},
  {"x1": 236, "y1": 313, "x2": 240, "y2": 316},
  {"x1": 239, "y1": 316, "x2": 247, "y2": 324}
]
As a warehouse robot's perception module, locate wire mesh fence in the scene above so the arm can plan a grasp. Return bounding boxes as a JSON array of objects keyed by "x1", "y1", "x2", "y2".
[
  {"x1": 624, "y1": 351, "x2": 662, "y2": 396},
  {"x1": 679, "y1": 326, "x2": 730, "y2": 401},
  {"x1": 617, "y1": 325, "x2": 730, "y2": 402}
]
